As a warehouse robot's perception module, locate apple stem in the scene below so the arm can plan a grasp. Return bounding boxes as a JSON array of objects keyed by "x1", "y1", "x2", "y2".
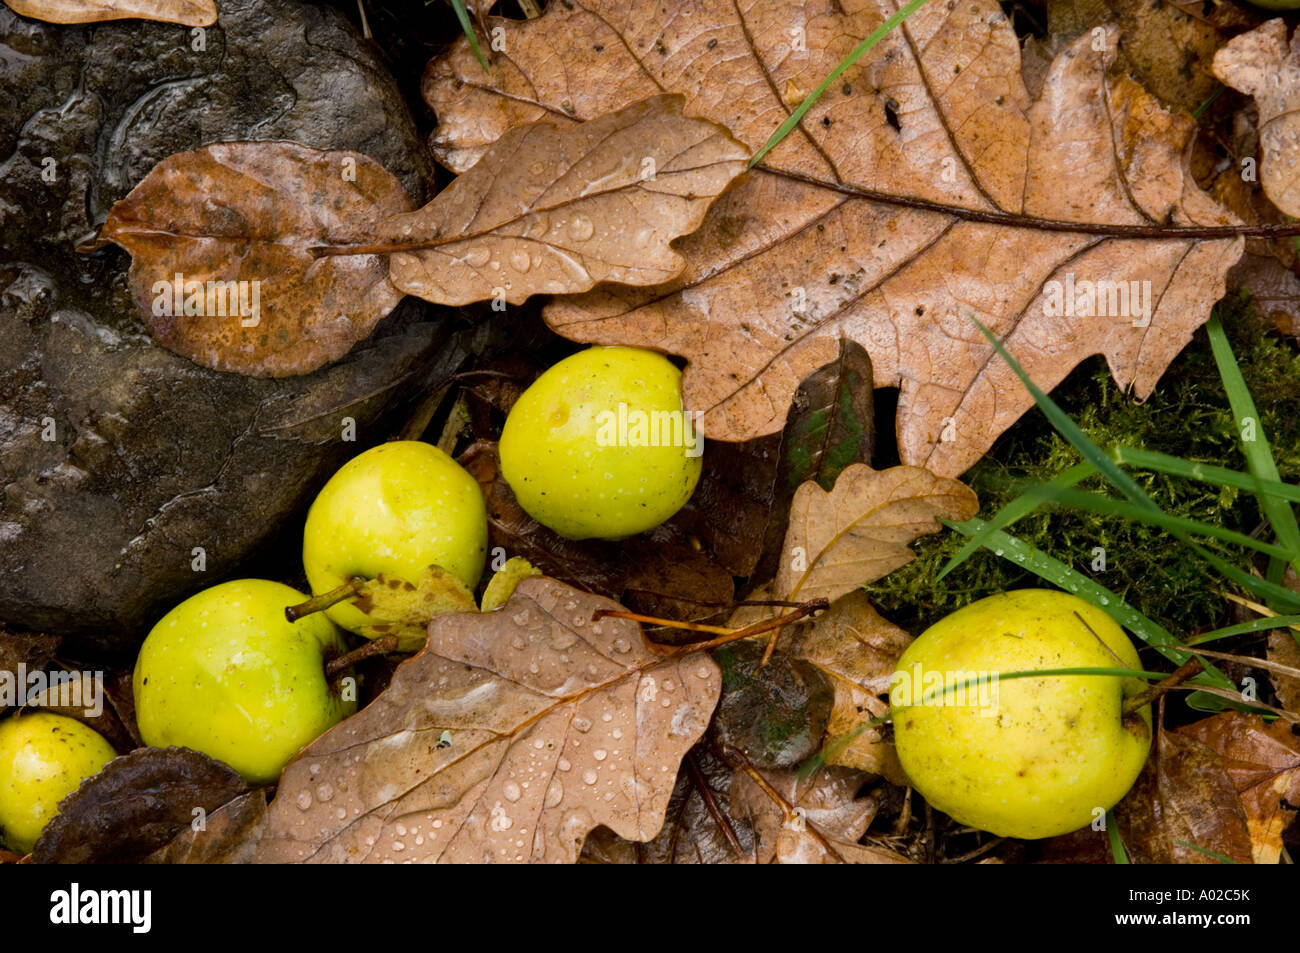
[
  {"x1": 326, "y1": 636, "x2": 400, "y2": 681},
  {"x1": 1123, "y1": 657, "x2": 1203, "y2": 715},
  {"x1": 286, "y1": 577, "x2": 366, "y2": 622}
]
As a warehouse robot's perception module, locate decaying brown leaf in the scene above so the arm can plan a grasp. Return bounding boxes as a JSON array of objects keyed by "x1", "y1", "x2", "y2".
[
  {"x1": 4, "y1": 0, "x2": 215, "y2": 25},
  {"x1": 788, "y1": 590, "x2": 911, "y2": 782},
  {"x1": 1268, "y1": 629, "x2": 1300, "y2": 715},
  {"x1": 1114, "y1": 724, "x2": 1253, "y2": 864},
  {"x1": 580, "y1": 746, "x2": 755, "y2": 863},
  {"x1": 426, "y1": 0, "x2": 1243, "y2": 476},
  {"x1": 352, "y1": 566, "x2": 479, "y2": 650},
  {"x1": 774, "y1": 463, "x2": 979, "y2": 606},
  {"x1": 384, "y1": 94, "x2": 748, "y2": 305},
  {"x1": 1214, "y1": 20, "x2": 1300, "y2": 220},
  {"x1": 145, "y1": 791, "x2": 269, "y2": 865},
  {"x1": 32, "y1": 747, "x2": 247, "y2": 865},
  {"x1": 729, "y1": 764, "x2": 908, "y2": 864},
  {"x1": 1178, "y1": 712, "x2": 1300, "y2": 864},
  {"x1": 255, "y1": 577, "x2": 721, "y2": 863},
  {"x1": 99, "y1": 142, "x2": 413, "y2": 378}
]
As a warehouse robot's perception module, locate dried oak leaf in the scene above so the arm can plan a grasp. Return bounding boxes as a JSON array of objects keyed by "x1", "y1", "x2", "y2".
[
  {"x1": 1178, "y1": 712, "x2": 1300, "y2": 864},
  {"x1": 3, "y1": 0, "x2": 215, "y2": 25},
  {"x1": 1114, "y1": 724, "x2": 1253, "y2": 865},
  {"x1": 788, "y1": 590, "x2": 911, "y2": 783},
  {"x1": 254, "y1": 577, "x2": 721, "y2": 863},
  {"x1": 1214, "y1": 20, "x2": 1300, "y2": 220},
  {"x1": 425, "y1": 0, "x2": 1242, "y2": 477},
  {"x1": 581, "y1": 746, "x2": 756, "y2": 864},
  {"x1": 145, "y1": 790, "x2": 269, "y2": 865},
  {"x1": 384, "y1": 94, "x2": 748, "y2": 306},
  {"x1": 32, "y1": 747, "x2": 247, "y2": 864},
  {"x1": 774, "y1": 462, "x2": 979, "y2": 606},
  {"x1": 729, "y1": 764, "x2": 908, "y2": 864},
  {"x1": 99, "y1": 142, "x2": 412, "y2": 377}
]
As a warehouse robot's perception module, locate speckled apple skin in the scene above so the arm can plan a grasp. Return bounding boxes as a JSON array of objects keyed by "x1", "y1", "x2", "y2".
[
  {"x1": 891, "y1": 589, "x2": 1152, "y2": 839},
  {"x1": 499, "y1": 347, "x2": 703, "y2": 540},
  {"x1": 133, "y1": 579, "x2": 354, "y2": 785}
]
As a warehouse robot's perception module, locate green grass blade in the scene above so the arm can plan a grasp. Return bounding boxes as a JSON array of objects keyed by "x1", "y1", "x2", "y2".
[
  {"x1": 946, "y1": 518, "x2": 1234, "y2": 688},
  {"x1": 1174, "y1": 840, "x2": 1240, "y2": 864},
  {"x1": 1186, "y1": 613, "x2": 1300, "y2": 646},
  {"x1": 1112, "y1": 447, "x2": 1300, "y2": 504},
  {"x1": 1107, "y1": 812, "x2": 1129, "y2": 864},
  {"x1": 749, "y1": 0, "x2": 930, "y2": 168},
  {"x1": 1029, "y1": 486, "x2": 1296, "y2": 563},
  {"x1": 937, "y1": 461, "x2": 1095, "y2": 581},
  {"x1": 1206, "y1": 313, "x2": 1300, "y2": 579},
  {"x1": 972, "y1": 317, "x2": 1300, "y2": 612},
  {"x1": 449, "y1": 0, "x2": 489, "y2": 71}
]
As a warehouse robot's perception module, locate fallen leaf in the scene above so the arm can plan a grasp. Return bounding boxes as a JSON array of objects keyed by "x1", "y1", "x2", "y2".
[
  {"x1": 145, "y1": 791, "x2": 269, "y2": 865},
  {"x1": 1178, "y1": 712, "x2": 1300, "y2": 864},
  {"x1": 481, "y1": 556, "x2": 543, "y2": 612},
  {"x1": 1267, "y1": 630, "x2": 1300, "y2": 714},
  {"x1": 99, "y1": 142, "x2": 413, "y2": 377},
  {"x1": 353, "y1": 566, "x2": 479, "y2": 651},
  {"x1": 1114, "y1": 724, "x2": 1252, "y2": 864},
  {"x1": 774, "y1": 463, "x2": 979, "y2": 606},
  {"x1": 3, "y1": 0, "x2": 215, "y2": 26},
  {"x1": 32, "y1": 747, "x2": 247, "y2": 864},
  {"x1": 788, "y1": 590, "x2": 911, "y2": 782},
  {"x1": 1214, "y1": 20, "x2": 1300, "y2": 220},
  {"x1": 384, "y1": 94, "x2": 748, "y2": 306},
  {"x1": 254, "y1": 577, "x2": 721, "y2": 863},
  {"x1": 426, "y1": 0, "x2": 1243, "y2": 476},
  {"x1": 729, "y1": 764, "x2": 908, "y2": 864},
  {"x1": 0, "y1": 629, "x2": 60, "y2": 714},
  {"x1": 580, "y1": 746, "x2": 755, "y2": 863}
]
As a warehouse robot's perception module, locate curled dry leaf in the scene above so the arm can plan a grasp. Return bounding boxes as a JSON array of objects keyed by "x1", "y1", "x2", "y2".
[
  {"x1": 426, "y1": 0, "x2": 1242, "y2": 476},
  {"x1": 481, "y1": 556, "x2": 543, "y2": 612},
  {"x1": 384, "y1": 94, "x2": 748, "y2": 305},
  {"x1": 99, "y1": 142, "x2": 412, "y2": 377},
  {"x1": 1114, "y1": 725, "x2": 1253, "y2": 865},
  {"x1": 255, "y1": 577, "x2": 721, "y2": 863},
  {"x1": 145, "y1": 791, "x2": 269, "y2": 865},
  {"x1": 32, "y1": 747, "x2": 247, "y2": 865},
  {"x1": 580, "y1": 746, "x2": 756, "y2": 864},
  {"x1": 1214, "y1": 20, "x2": 1300, "y2": 220},
  {"x1": 3, "y1": 0, "x2": 215, "y2": 25},
  {"x1": 729, "y1": 764, "x2": 908, "y2": 865},
  {"x1": 775, "y1": 463, "x2": 979, "y2": 607},
  {"x1": 1178, "y1": 712, "x2": 1300, "y2": 864},
  {"x1": 789, "y1": 590, "x2": 911, "y2": 783}
]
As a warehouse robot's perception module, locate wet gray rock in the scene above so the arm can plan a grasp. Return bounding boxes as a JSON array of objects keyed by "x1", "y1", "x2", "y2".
[{"x1": 0, "y1": 0, "x2": 456, "y2": 652}]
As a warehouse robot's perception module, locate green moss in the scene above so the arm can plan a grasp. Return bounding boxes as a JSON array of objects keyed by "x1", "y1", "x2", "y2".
[{"x1": 867, "y1": 298, "x2": 1300, "y2": 638}]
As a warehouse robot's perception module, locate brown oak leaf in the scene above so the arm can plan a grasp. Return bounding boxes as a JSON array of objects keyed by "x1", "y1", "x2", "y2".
[
  {"x1": 384, "y1": 94, "x2": 748, "y2": 306},
  {"x1": 254, "y1": 577, "x2": 721, "y2": 863},
  {"x1": 425, "y1": 0, "x2": 1243, "y2": 476},
  {"x1": 1214, "y1": 20, "x2": 1300, "y2": 221},
  {"x1": 774, "y1": 462, "x2": 978, "y2": 606},
  {"x1": 1178, "y1": 712, "x2": 1300, "y2": 864},
  {"x1": 4, "y1": 0, "x2": 215, "y2": 25}
]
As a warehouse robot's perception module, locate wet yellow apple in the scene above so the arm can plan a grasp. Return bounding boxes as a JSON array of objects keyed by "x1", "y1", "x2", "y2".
[
  {"x1": 499, "y1": 346, "x2": 703, "y2": 540},
  {"x1": 0, "y1": 712, "x2": 117, "y2": 853},
  {"x1": 890, "y1": 589, "x2": 1152, "y2": 839},
  {"x1": 303, "y1": 441, "x2": 488, "y2": 633},
  {"x1": 133, "y1": 579, "x2": 355, "y2": 784}
]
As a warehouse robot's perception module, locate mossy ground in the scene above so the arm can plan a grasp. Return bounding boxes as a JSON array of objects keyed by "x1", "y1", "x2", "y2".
[{"x1": 867, "y1": 296, "x2": 1300, "y2": 639}]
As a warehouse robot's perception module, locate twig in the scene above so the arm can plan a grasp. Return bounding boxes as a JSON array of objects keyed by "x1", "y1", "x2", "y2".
[
  {"x1": 1123, "y1": 657, "x2": 1203, "y2": 715},
  {"x1": 684, "y1": 751, "x2": 746, "y2": 860},
  {"x1": 326, "y1": 635, "x2": 398, "y2": 680}
]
